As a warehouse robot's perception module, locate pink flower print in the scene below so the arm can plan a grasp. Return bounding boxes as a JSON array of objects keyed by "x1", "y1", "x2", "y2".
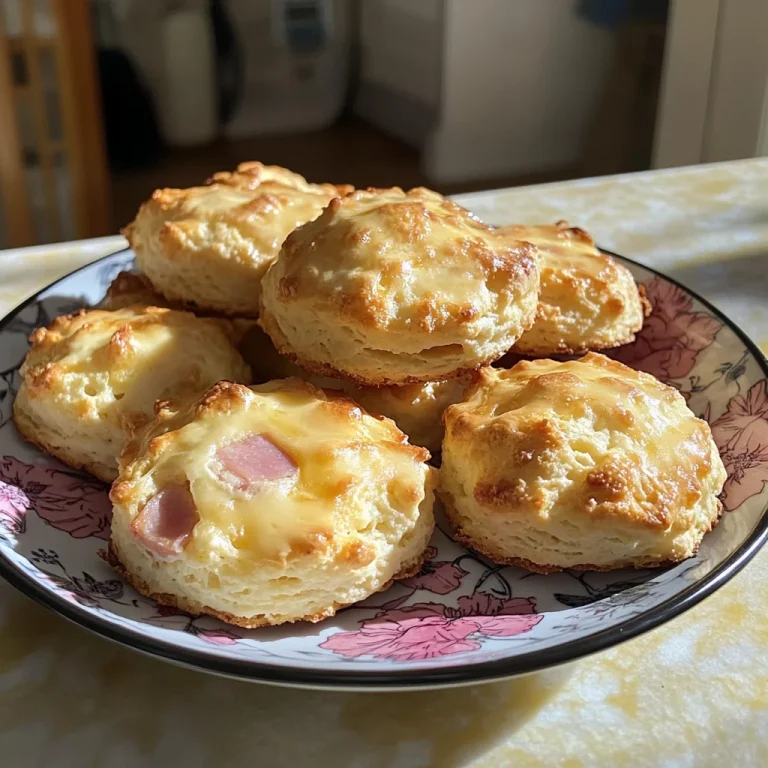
[
  {"x1": 320, "y1": 595, "x2": 542, "y2": 662},
  {"x1": 0, "y1": 456, "x2": 111, "y2": 539},
  {"x1": 456, "y1": 593, "x2": 542, "y2": 637},
  {"x1": 0, "y1": 479, "x2": 30, "y2": 534},
  {"x1": 612, "y1": 277, "x2": 721, "y2": 382},
  {"x1": 321, "y1": 604, "x2": 483, "y2": 661},
  {"x1": 148, "y1": 604, "x2": 241, "y2": 644},
  {"x1": 195, "y1": 628, "x2": 241, "y2": 646},
  {"x1": 400, "y1": 548, "x2": 468, "y2": 594},
  {"x1": 647, "y1": 277, "x2": 691, "y2": 319},
  {"x1": 711, "y1": 380, "x2": 768, "y2": 511}
]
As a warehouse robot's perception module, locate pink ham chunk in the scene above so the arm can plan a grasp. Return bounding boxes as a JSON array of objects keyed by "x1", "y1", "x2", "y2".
[
  {"x1": 217, "y1": 434, "x2": 298, "y2": 487},
  {"x1": 131, "y1": 483, "x2": 200, "y2": 558}
]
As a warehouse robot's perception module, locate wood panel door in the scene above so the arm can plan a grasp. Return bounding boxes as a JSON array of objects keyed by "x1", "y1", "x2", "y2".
[{"x1": 0, "y1": 0, "x2": 110, "y2": 248}]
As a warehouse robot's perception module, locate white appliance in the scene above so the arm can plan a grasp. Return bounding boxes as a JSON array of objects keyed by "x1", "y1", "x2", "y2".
[
  {"x1": 161, "y1": 3, "x2": 218, "y2": 146},
  {"x1": 223, "y1": 0, "x2": 351, "y2": 138}
]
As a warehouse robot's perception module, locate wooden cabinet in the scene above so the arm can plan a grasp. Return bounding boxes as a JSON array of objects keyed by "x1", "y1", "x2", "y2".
[{"x1": 0, "y1": 0, "x2": 110, "y2": 248}]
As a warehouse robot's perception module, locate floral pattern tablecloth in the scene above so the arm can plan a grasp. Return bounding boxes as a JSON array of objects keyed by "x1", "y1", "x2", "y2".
[{"x1": 1, "y1": 160, "x2": 767, "y2": 767}]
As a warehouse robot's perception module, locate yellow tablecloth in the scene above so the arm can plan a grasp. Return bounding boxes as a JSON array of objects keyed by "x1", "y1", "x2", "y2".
[{"x1": 1, "y1": 160, "x2": 767, "y2": 767}]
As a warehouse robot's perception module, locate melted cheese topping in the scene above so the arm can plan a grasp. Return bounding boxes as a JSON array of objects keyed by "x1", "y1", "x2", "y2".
[
  {"x1": 267, "y1": 187, "x2": 538, "y2": 333},
  {"x1": 126, "y1": 380, "x2": 429, "y2": 564},
  {"x1": 499, "y1": 222, "x2": 619, "y2": 284}
]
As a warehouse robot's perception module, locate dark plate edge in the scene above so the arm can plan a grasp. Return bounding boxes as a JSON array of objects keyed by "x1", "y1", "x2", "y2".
[{"x1": 0, "y1": 247, "x2": 765, "y2": 690}]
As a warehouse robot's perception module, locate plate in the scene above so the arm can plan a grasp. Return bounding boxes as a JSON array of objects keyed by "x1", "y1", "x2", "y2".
[{"x1": 0, "y1": 249, "x2": 766, "y2": 691}]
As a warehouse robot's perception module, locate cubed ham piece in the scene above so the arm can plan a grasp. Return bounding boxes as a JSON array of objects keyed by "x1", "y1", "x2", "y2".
[
  {"x1": 131, "y1": 483, "x2": 199, "y2": 558},
  {"x1": 217, "y1": 434, "x2": 297, "y2": 486}
]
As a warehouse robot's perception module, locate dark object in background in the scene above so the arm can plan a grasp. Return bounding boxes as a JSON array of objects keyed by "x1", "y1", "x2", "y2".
[
  {"x1": 580, "y1": 0, "x2": 670, "y2": 176},
  {"x1": 94, "y1": 3, "x2": 163, "y2": 171},
  {"x1": 578, "y1": 0, "x2": 668, "y2": 27},
  {"x1": 210, "y1": 0, "x2": 243, "y2": 125}
]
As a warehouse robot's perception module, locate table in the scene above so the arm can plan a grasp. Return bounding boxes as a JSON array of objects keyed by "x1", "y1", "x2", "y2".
[{"x1": 1, "y1": 160, "x2": 767, "y2": 767}]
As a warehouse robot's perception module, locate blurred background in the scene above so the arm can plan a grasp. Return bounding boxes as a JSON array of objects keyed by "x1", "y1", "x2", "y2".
[{"x1": 1, "y1": 0, "x2": 766, "y2": 249}]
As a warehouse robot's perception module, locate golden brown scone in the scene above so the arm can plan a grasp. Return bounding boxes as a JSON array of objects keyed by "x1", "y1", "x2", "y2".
[
  {"x1": 347, "y1": 377, "x2": 471, "y2": 456},
  {"x1": 239, "y1": 323, "x2": 470, "y2": 453},
  {"x1": 100, "y1": 271, "x2": 258, "y2": 351},
  {"x1": 109, "y1": 379, "x2": 436, "y2": 627},
  {"x1": 496, "y1": 221, "x2": 650, "y2": 356},
  {"x1": 123, "y1": 162, "x2": 352, "y2": 317},
  {"x1": 13, "y1": 307, "x2": 251, "y2": 482},
  {"x1": 440, "y1": 353, "x2": 726, "y2": 572},
  {"x1": 101, "y1": 271, "x2": 175, "y2": 311},
  {"x1": 260, "y1": 186, "x2": 540, "y2": 385},
  {"x1": 238, "y1": 323, "x2": 338, "y2": 385}
]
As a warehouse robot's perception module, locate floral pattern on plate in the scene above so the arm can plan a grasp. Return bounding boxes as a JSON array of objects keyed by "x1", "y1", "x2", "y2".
[{"x1": 0, "y1": 251, "x2": 765, "y2": 687}]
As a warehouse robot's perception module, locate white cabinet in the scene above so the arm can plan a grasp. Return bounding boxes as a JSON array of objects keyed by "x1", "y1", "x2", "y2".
[
  {"x1": 654, "y1": 0, "x2": 768, "y2": 167},
  {"x1": 356, "y1": 0, "x2": 617, "y2": 184}
]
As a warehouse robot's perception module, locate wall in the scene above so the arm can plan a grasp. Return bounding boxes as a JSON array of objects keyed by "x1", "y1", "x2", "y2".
[
  {"x1": 354, "y1": 0, "x2": 443, "y2": 147},
  {"x1": 358, "y1": 0, "x2": 442, "y2": 108},
  {"x1": 424, "y1": 0, "x2": 617, "y2": 183},
  {"x1": 703, "y1": 0, "x2": 768, "y2": 162},
  {"x1": 654, "y1": 0, "x2": 768, "y2": 168}
]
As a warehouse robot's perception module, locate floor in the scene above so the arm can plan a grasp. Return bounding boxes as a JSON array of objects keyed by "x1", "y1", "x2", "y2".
[{"x1": 110, "y1": 117, "x2": 577, "y2": 231}]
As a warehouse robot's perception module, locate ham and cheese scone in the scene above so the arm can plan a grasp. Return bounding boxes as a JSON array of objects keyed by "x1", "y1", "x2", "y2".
[
  {"x1": 109, "y1": 379, "x2": 437, "y2": 627},
  {"x1": 260, "y1": 186, "x2": 540, "y2": 385},
  {"x1": 13, "y1": 307, "x2": 250, "y2": 482},
  {"x1": 497, "y1": 221, "x2": 650, "y2": 356},
  {"x1": 440, "y1": 353, "x2": 726, "y2": 572},
  {"x1": 100, "y1": 271, "x2": 258, "y2": 351},
  {"x1": 123, "y1": 162, "x2": 353, "y2": 317}
]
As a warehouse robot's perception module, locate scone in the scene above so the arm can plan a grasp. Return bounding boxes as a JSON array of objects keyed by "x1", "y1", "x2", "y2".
[
  {"x1": 440, "y1": 353, "x2": 726, "y2": 572},
  {"x1": 238, "y1": 322, "x2": 341, "y2": 388},
  {"x1": 123, "y1": 162, "x2": 352, "y2": 317},
  {"x1": 260, "y1": 187, "x2": 540, "y2": 385},
  {"x1": 240, "y1": 323, "x2": 470, "y2": 454},
  {"x1": 108, "y1": 379, "x2": 436, "y2": 627},
  {"x1": 101, "y1": 271, "x2": 173, "y2": 311},
  {"x1": 497, "y1": 221, "x2": 650, "y2": 355},
  {"x1": 13, "y1": 307, "x2": 251, "y2": 482},
  {"x1": 101, "y1": 271, "x2": 258, "y2": 350},
  {"x1": 348, "y1": 377, "x2": 471, "y2": 456}
]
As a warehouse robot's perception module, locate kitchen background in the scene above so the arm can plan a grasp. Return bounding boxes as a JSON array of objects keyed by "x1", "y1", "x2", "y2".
[{"x1": 0, "y1": 0, "x2": 729, "y2": 249}]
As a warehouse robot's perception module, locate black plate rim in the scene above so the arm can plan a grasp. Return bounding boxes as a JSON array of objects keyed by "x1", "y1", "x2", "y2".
[{"x1": 0, "y1": 247, "x2": 765, "y2": 690}]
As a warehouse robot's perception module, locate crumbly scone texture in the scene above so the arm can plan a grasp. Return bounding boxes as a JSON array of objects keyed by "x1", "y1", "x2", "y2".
[
  {"x1": 110, "y1": 379, "x2": 436, "y2": 627},
  {"x1": 260, "y1": 186, "x2": 540, "y2": 385},
  {"x1": 123, "y1": 162, "x2": 352, "y2": 317},
  {"x1": 496, "y1": 221, "x2": 650, "y2": 356},
  {"x1": 105, "y1": 540, "x2": 428, "y2": 628},
  {"x1": 440, "y1": 353, "x2": 727, "y2": 572},
  {"x1": 13, "y1": 306, "x2": 250, "y2": 481}
]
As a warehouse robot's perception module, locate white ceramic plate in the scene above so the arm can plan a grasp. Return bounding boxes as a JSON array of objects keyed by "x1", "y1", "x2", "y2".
[{"x1": 0, "y1": 249, "x2": 766, "y2": 690}]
